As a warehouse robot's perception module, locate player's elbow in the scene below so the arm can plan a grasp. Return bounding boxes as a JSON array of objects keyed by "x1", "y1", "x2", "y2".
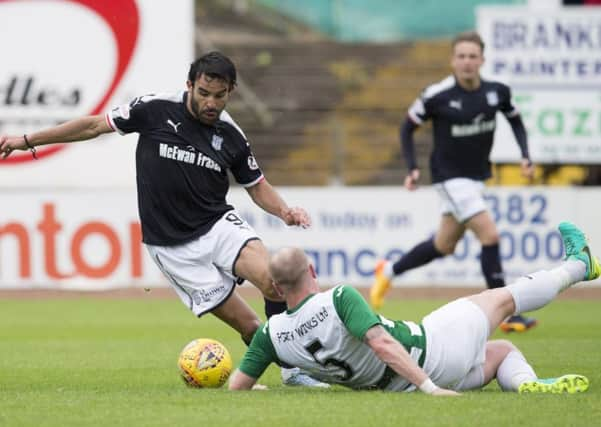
[
  {"x1": 367, "y1": 332, "x2": 397, "y2": 360},
  {"x1": 87, "y1": 115, "x2": 113, "y2": 138}
]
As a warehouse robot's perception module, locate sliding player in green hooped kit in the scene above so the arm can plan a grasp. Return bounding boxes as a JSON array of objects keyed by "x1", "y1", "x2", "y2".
[{"x1": 230, "y1": 222, "x2": 596, "y2": 395}]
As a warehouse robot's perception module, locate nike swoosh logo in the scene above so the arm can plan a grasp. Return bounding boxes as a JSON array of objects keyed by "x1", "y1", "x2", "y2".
[{"x1": 582, "y1": 246, "x2": 592, "y2": 274}]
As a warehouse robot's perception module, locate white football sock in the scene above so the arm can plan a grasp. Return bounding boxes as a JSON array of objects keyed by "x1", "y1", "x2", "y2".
[
  {"x1": 496, "y1": 350, "x2": 537, "y2": 391},
  {"x1": 506, "y1": 261, "x2": 585, "y2": 314},
  {"x1": 550, "y1": 260, "x2": 586, "y2": 291}
]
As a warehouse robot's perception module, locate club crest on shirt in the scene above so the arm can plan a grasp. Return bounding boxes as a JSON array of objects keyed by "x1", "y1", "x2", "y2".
[
  {"x1": 211, "y1": 134, "x2": 224, "y2": 151},
  {"x1": 248, "y1": 155, "x2": 259, "y2": 170},
  {"x1": 449, "y1": 99, "x2": 462, "y2": 110},
  {"x1": 486, "y1": 91, "x2": 499, "y2": 106}
]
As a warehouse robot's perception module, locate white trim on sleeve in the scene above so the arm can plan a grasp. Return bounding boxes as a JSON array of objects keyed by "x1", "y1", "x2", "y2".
[
  {"x1": 240, "y1": 175, "x2": 265, "y2": 188},
  {"x1": 105, "y1": 112, "x2": 126, "y2": 135},
  {"x1": 408, "y1": 110, "x2": 424, "y2": 125},
  {"x1": 220, "y1": 110, "x2": 247, "y2": 140}
]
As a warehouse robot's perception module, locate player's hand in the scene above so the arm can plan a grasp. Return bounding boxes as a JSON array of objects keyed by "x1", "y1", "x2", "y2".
[
  {"x1": 404, "y1": 169, "x2": 420, "y2": 191},
  {"x1": 520, "y1": 159, "x2": 534, "y2": 181},
  {"x1": 430, "y1": 388, "x2": 461, "y2": 397},
  {"x1": 0, "y1": 135, "x2": 27, "y2": 159},
  {"x1": 251, "y1": 384, "x2": 269, "y2": 391},
  {"x1": 281, "y1": 207, "x2": 311, "y2": 228}
]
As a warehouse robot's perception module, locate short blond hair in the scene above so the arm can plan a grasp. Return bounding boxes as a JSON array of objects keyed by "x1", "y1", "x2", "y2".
[{"x1": 452, "y1": 31, "x2": 485, "y2": 52}]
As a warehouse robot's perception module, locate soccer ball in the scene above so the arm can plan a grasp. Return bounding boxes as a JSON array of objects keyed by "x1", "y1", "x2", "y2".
[{"x1": 177, "y1": 338, "x2": 233, "y2": 388}]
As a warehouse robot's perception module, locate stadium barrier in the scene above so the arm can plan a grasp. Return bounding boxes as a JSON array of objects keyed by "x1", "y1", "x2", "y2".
[{"x1": 1, "y1": 187, "x2": 599, "y2": 289}]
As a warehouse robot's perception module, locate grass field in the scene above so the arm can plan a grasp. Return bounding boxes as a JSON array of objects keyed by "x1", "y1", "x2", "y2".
[{"x1": 1, "y1": 295, "x2": 600, "y2": 427}]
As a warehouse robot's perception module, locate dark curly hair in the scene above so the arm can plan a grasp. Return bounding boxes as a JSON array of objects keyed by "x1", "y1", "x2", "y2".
[{"x1": 187, "y1": 51, "x2": 237, "y2": 90}]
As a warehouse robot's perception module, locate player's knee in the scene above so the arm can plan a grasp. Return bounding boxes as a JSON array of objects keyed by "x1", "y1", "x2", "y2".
[
  {"x1": 260, "y1": 283, "x2": 283, "y2": 302},
  {"x1": 479, "y1": 230, "x2": 500, "y2": 246},
  {"x1": 492, "y1": 339, "x2": 517, "y2": 353},
  {"x1": 434, "y1": 240, "x2": 456, "y2": 255},
  {"x1": 486, "y1": 339, "x2": 517, "y2": 362},
  {"x1": 477, "y1": 287, "x2": 507, "y2": 301}
]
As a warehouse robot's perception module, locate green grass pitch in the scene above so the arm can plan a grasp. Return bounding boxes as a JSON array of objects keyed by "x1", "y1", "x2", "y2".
[{"x1": 1, "y1": 295, "x2": 600, "y2": 427}]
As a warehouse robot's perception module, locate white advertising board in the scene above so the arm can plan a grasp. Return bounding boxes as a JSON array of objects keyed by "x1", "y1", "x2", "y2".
[
  {"x1": 477, "y1": 6, "x2": 601, "y2": 164},
  {"x1": 1, "y1": 187, "x2": 600, "y2": 289},
  {"x1": 0, "y1": 0, "x2": 194, "y2": 187}
]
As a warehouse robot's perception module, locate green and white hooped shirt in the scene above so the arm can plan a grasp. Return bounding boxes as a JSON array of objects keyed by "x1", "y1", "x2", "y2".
[{"x1": 239, "y1": 285, "x2": 427, "y2": 391}]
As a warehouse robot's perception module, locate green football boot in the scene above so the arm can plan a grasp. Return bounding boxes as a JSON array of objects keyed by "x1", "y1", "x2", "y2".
[
  {"x1": 518, "y1": 374, "x2": 589, "y2": 394},
  {"x1": 558, "y1": 221, "x2": 601, "y2": 281}
]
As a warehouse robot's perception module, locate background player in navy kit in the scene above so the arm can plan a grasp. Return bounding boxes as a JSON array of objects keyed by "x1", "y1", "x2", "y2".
[
  {"x1": 370, "y1": 32, "x2": 537, "y2": 333},
  {"x1": 0, "y1": 52, "x2": 325, "y2": 386}
]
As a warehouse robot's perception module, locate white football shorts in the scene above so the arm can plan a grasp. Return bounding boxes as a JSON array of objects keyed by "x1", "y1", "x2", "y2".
[
  {"x1": 421, "y1": 298, "x2": 490, "y2": 390},
  {"x1": 145, "y1": 210, "x2": 259, "y2": 317},
  {"x1": 434, "y1": 177, "x2": 487, "y2": 222}
]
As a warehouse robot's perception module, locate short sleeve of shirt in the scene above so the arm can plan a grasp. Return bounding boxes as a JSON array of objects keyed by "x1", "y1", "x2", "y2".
[
  {"x1": 218, "y1": 111, "x2": 264, "y2": 187},
  {"x1": 238, "y1": 322, "x2": 279, "y2": 379},
  {"x1": 498, "y1": 84, "x2": 519, "y2": 118},
  {"x1": 106, "y1": 94, "x2": 154, "y2": 135},
  {"x1": 230, "y1": 143, "x2": 264, "y2": 187},
  {"x1": 332, "y1": 285, "x2": 382, "y2": 340},
  {"x1": 407, "y1": 90, "x2": 432, "y2": 125}
]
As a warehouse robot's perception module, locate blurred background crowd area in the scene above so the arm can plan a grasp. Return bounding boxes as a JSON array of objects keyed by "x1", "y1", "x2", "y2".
[{"x1": 195, "y1": 0, "x2": 601, "y2": 186}]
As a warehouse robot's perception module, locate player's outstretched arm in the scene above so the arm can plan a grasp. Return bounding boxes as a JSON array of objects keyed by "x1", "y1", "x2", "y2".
[
  {"x1": 228, "y1": 369, "x2": 258, "y2": 390},
  {"x1": 506, "y1": 114, "x2": 534, "y2": 180},
  {"x1": 400, "y1": 117, "x2": 421, "y2": 191},
  {"x1": 0, "y1": 114, "x2": 113, "y2": 159},
  {"x1": 246, "y1": 179, "x2": 311, "y2": 227},
  {"x1": 365, "y1": 325, "x2": 460, "y2": 396}
]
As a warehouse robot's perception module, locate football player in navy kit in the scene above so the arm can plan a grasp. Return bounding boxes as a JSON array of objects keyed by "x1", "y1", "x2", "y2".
[
  {"x1": 370, "y1": 32, "x2": 537, "y2": 333},
  {"x1": 0, "y1": 51, "x2": 326, "y2": 386}
]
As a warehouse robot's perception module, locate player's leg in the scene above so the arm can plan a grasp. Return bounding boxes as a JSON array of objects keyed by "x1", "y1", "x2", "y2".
[
  {"x1": 425, "y1": 222, "x2": 596, "y2": 392},
  {"x1": 455, "y1": 339, "x2": 589, "y2": 394},
  {"x1": 433, "y1": 214, "x2": 466, "y2": 254},
  {"x1": 234, "y1": 238, "x2": 286, "y2": 304},
  {"x1": 468, "y1": 221, "x2": 600, "y2": 334},
  {"x1": 370, "y1": 178, "x2": 476, "y2": 309},
  {"x1": 371, "y1": 177, "x2": 481, "y2": 308},
  {"x1": 453, "y1": 339, "x2": 523, "y2": 391},
  {"x1": 145, "y1": 216, "x2": 275, "y2": 346},
  {"x1": 465, "y1": 210, "x2": 503, "y2": 288},
  {"x1": 441, "y1": 178, "x2": 507, "y2": 292},
  {"x1": 482, "y1": 340, "x2": 535, "y2": 391},
  {"x1": 421, "y1": 296, "x2": 537, "y2": 392},
  {"x1": 369, "y1": 214, "x2": 463, "y2": 309},
  {"x1": 466, "y1": 200, "x2": 537, "y2": 332},
  {"x1": 209, "y1": 211, "x2": 285, "y2": 309},
  {"x1": 490, "y1": 339, "x2": 588, "y2": 394},
  {"x1": 211, "y1": 291, "x2": 261, "y2": 344}
]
